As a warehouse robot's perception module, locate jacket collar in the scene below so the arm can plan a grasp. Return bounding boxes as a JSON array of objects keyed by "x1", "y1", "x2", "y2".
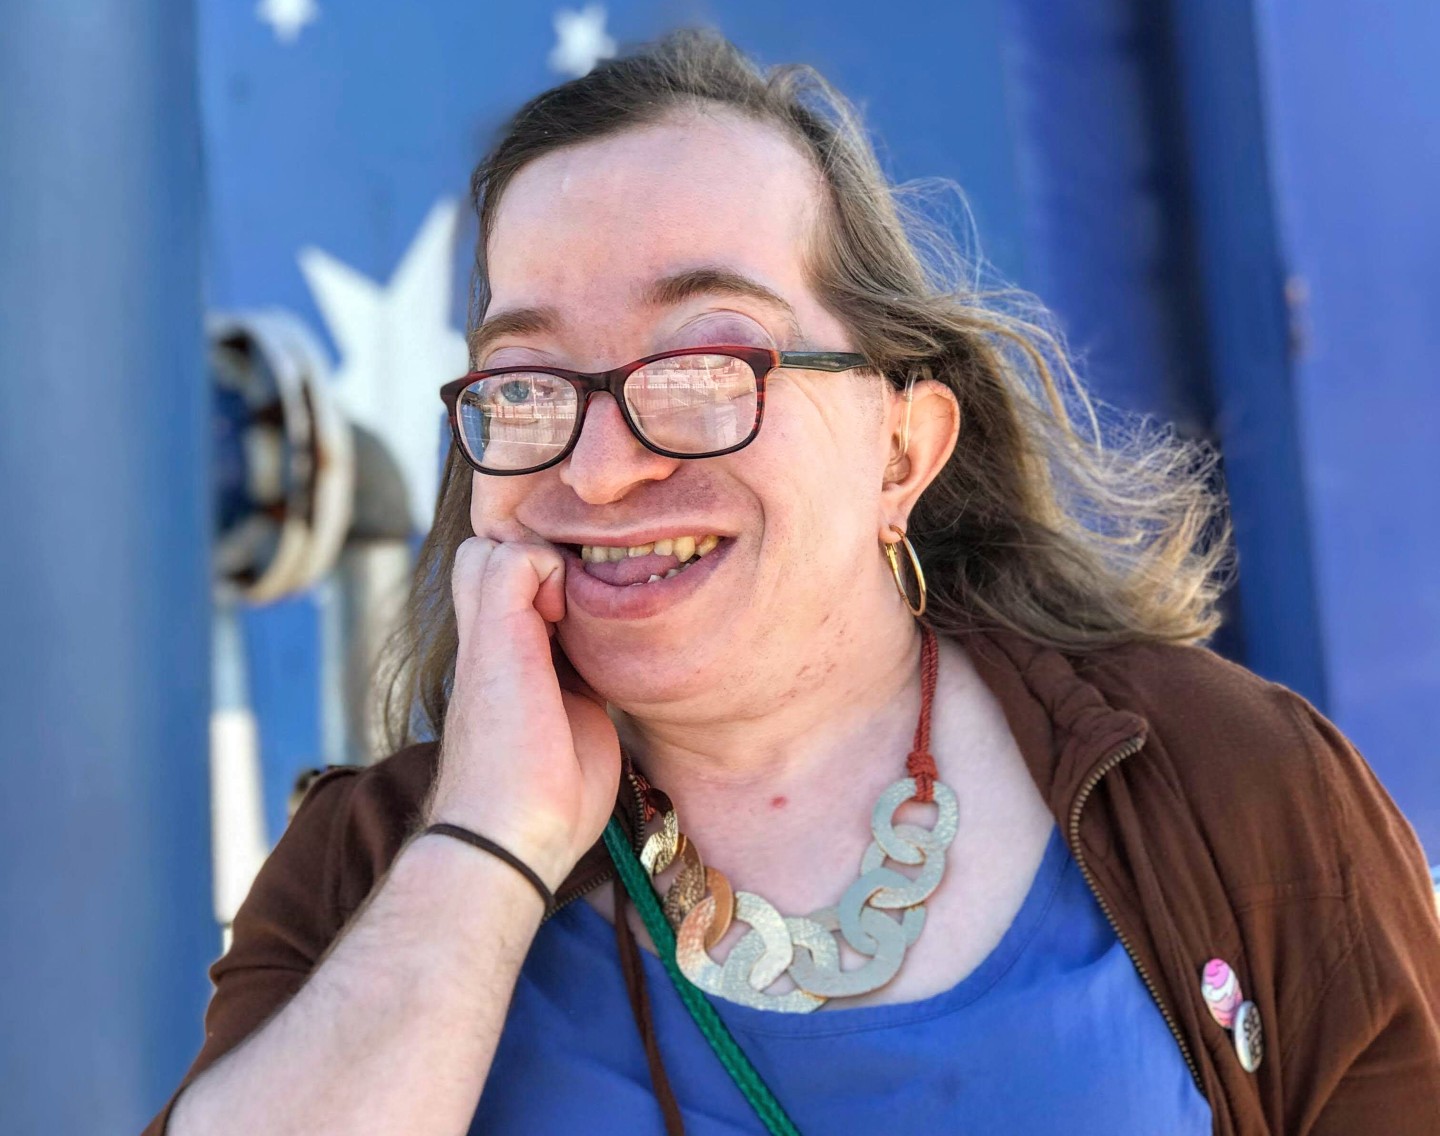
[
  {"x1": 552, "y1": 625, "x2": 1149, "y2": 911},
  {"x1": 960, "y1": 627, "x2": 1149, "y2": 818}
]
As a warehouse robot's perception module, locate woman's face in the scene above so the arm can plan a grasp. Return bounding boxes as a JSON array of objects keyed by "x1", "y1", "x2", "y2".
[{"x1": 470, "y1": 109, "x2": 907, "y2": 716}]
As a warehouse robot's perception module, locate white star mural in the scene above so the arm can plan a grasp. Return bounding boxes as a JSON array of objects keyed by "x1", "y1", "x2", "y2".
[
  {"x1": 299, "y1": 198, "x2": 469, "y2": 533},
  {"x1": 549, "y1": 4, "x2": 617, "y2": 78},
  {"x1": 256, "y1": 0, "x2": 319, "y2": 45}
]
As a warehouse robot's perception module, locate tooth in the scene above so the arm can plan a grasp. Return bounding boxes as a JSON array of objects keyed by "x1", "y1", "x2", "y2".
[
  {"x1": 647, "y1": 574, "x2": 663, "y2": 583},
  {"x1": 673, "y1": 535, "x2": 696, "y2": 562},
  {"x1": 607, "y1": 546, "x2": 626, "y2": 562},
  {"x1": 653, "y1": 538, "x2": 674, "y2": 557},
  {"x1": 664, "y1": 568, "x2": 680, "y2": 579},
  {"x1": 697, "y1": 534, "x2": 719, "y2": 556},
  {"x1": 628, "y1": 543, "x2": 655, "y2": 558}
]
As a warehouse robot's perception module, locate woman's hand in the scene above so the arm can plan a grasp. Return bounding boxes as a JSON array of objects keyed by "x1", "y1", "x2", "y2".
[{"x1": 424, "y1": 536, "x2": 621, "y2": 892}]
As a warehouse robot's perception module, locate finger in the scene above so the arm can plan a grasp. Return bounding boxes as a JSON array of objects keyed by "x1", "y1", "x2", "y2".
[
  {"x1": 534, "y1": 557, "x2": 566, "y2": 625},
  {"x1": 451, "y1": 537, "x2": 498, "y2": 643},
  {"x1": 480, "y1": 541, "x2": 570, "y2": 619}
]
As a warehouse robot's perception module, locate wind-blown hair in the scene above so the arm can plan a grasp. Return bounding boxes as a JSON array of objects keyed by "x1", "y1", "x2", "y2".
[{"x1": 374, "y1": 26, "x2": 1233, "y2": 754}]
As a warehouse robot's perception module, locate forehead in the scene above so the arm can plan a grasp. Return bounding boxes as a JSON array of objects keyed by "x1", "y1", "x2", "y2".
[{"x1": 480, "y1": 111, "x2": 824, "y2": 355}]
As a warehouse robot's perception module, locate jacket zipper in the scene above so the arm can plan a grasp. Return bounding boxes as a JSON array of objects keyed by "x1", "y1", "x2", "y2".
[
  {"x1": 540, "y1": 769, "x2": 648, "y2": 925},
  {"x1": 1068, "y1": 733, "x2": 1203, "y2": 1091}
]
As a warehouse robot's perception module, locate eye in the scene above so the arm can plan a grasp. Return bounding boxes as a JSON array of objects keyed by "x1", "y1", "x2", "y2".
[{"x1": 499, "y1": 378, "x2": 534, "y2": 404}]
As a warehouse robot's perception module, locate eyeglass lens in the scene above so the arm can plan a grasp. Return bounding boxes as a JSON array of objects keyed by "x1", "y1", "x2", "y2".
[{"x1": 456, "y1": 352, "x2": 759, "y2": 471}]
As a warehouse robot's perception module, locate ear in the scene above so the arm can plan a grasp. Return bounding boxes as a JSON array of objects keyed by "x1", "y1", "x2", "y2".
[{"x1": 879, "y1": 378, "x2": 960, "y2": 537}]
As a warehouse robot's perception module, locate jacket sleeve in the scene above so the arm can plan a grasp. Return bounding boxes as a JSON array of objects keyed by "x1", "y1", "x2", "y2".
[
  {"x1": 139, "y1": 766, "x2": 361, "y2": 1136},
  {"x1": 1283, "y1": 694, "x2": 1440, "y2": 1135}
]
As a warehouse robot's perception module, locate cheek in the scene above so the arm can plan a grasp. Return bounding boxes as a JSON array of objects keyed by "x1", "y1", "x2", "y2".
[
  {"x1": 468, "y1": 474, "x2": 526, "y2": 536},
  {"x1": 744, "y1": 402, "x2": 883, "y2": 572},
  {"x1": 759, "y1": 387, "x2": 886, "y2": 505}
]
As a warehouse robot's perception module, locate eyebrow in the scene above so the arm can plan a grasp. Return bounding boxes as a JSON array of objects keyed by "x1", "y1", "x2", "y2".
[{"x1": 466, "y1": 264, "x2": 803, "y2": 364}]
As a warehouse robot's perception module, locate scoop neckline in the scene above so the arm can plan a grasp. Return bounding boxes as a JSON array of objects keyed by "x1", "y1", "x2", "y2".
[{"x1": 555, "y1": 821, "x2": 1070, "y2": 1037}]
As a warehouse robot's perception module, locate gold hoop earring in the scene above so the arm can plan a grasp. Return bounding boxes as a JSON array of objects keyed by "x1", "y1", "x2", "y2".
[{"x1": 882, "y1": 524, "x2": 927, "y2": 618}]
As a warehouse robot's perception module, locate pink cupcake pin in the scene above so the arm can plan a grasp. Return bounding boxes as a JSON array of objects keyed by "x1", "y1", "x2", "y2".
[{"x1": 1201, "y1": 958, "x2": 1243, "y2": 1030}]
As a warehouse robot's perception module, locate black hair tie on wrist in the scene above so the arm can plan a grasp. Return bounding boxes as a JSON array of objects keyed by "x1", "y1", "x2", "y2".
[{"x1": 422, "y1": 823, "x2": 556, "y2": 913}]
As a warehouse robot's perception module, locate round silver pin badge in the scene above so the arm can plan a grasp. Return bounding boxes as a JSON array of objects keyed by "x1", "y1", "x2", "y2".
[{"x1": 1233, "y1": 1000, "x2": 1264, "y2": 1072}]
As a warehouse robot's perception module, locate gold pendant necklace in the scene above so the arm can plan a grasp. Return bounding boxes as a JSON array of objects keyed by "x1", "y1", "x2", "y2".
[{"x1": 630, "y1": 624, "x2": 957, "y2": 1013}]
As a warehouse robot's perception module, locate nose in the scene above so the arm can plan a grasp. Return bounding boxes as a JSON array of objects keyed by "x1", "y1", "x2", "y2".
[{"x1": 559, "y1": 391, "x2": 679, "y2": 504}]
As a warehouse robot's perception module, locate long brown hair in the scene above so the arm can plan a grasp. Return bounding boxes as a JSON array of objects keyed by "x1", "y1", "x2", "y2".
[{"x1": 373, "y1": 26, "x2": 1232, "y2": 754}]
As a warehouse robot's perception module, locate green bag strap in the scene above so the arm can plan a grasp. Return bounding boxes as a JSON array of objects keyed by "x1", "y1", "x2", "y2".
[{"x1": 603, "y1": 818, "x2": 802, "y2": 1136}]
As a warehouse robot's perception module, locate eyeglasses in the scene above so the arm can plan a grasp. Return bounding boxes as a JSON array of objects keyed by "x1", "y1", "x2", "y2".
[{"x1": 439, "y1": 345, "x2": 874, "y2": 475}]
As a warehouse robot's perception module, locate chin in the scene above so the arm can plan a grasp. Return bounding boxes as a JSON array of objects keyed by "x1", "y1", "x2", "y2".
[{"x1": 557, "y1": 620, "x2": 718, "y2": 708}]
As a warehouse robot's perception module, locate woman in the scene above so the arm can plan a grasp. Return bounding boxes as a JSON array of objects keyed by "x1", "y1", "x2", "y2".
[{"x1": 147, "y1": 27, "x2": 1440, "y2": 1136}]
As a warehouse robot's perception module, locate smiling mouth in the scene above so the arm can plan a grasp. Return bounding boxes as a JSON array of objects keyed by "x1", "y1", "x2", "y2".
[{"x1": 568, "y1": 533, "x2": 723, "y2": 587}]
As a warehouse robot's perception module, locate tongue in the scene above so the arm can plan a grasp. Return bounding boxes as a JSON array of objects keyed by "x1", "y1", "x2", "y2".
[{"x1": 583, "y1": 551, "x2": 684, "y2": 586}]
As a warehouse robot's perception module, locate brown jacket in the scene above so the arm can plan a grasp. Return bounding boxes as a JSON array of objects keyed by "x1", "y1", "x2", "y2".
[{"x1": 142, "y1": 629, "x2": 1440, "y2": 1134}]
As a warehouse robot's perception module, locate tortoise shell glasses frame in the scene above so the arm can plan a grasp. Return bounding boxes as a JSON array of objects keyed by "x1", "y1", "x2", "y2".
[{"x1": 439, "y1": 345, "x2": 875, "y2": 476}]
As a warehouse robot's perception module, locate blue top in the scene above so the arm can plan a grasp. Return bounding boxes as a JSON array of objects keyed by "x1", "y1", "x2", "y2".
[{"x1": 471, "y1": 825, "x2": 1212, "y2": 1134}]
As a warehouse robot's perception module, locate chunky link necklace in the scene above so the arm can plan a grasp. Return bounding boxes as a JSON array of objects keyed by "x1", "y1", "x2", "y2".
[{"x1": 627, "y1": 623, "x2": 958, "y2": 1013}]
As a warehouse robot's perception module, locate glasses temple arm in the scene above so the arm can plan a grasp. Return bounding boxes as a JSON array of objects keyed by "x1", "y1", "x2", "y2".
[{"x1": 775, "y1": 351, "x2": 872, "y2": 371}]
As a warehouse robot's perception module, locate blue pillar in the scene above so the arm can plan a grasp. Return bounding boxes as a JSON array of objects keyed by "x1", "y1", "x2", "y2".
[
  {"x1": 1165, "y1": 0, "x2": 1329, "y2": 705},
  {"x1": 0, "y1": 2, "x2": 214, "y2": 1132},
  {"x1": 1001, "y1": 0, "x2": 1322, "y2": 689},
  {"x1": 1249, "y1": 0, "x2": 1440, "y2": 852}
]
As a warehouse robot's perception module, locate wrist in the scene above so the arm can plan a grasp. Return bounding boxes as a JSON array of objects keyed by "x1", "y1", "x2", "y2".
[
  {"x1": 420, "y1": 822, "x2": 556, "y2": 911},
  {"x1": 418, "y1": 813, "x2": 575, "y2": 896},
  {"x1": 399, "y1": 829, "x2": 554, "y2": 923}
]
